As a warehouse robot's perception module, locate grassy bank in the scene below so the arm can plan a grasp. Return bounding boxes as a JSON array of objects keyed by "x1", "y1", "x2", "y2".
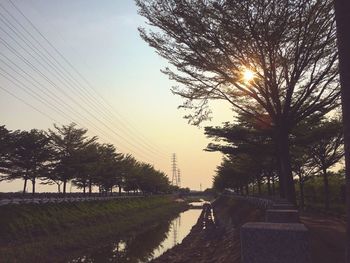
[{"x1": 0, "y1": 196, "x2": 188, "y2": 262}]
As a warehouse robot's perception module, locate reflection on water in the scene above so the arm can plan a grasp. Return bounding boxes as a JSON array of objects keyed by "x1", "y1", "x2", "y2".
[{"x1": 70, "y1": 209, "x2": 201, "y2": 263}]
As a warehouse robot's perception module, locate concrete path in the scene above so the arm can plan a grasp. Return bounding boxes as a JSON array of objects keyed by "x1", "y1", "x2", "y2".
[{"x1": 301, "y1": 214, "x2": 346, "y2": 263}]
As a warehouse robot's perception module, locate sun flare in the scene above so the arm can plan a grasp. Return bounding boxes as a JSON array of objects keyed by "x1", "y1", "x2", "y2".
[{"x1": 242, "y1": 69, "x2": 255, "y2": 83}]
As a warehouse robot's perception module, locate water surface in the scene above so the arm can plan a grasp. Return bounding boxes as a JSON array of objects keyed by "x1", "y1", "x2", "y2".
[{"x1": 70, "y1": 209, "x2": 201, "y2": 263}]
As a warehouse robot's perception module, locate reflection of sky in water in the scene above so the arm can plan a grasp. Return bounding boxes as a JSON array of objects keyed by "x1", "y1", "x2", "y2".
[
  {"x1": 112, "y1": 241, "x2": 126, "y2": 254},
  {"x1": 70, "y1": 209, "x2": 201, "y2": 263},
  {"x1": 151, "y1": 209, "x2": 201, "y2": 260},
  {"x1": 189, "y1": 198, "x2": 207, "y2": 207}
]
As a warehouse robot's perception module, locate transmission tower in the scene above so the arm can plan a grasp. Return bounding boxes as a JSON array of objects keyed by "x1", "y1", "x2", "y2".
[
  {"x1": 177, "y1": 169, "x2": 181, "y2": 188},
  {"x1": 171, "y1": 153, "x2": 178, "y2": 186}
]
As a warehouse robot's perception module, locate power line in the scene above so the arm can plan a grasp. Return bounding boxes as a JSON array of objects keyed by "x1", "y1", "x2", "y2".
[
  {"x1": 0, "y1": 34, "x2": 156, "y2": 162},
  {"x1": 0, "y1": 84, "x2": 143, "y2": 157},
  {"x1": 0, "y1": 64, "x2": 154, "y2": 161},
  {"x1": 26, "y1": 0, "x2": 171, "y2": 156},
  {"x1": 0, "y1": 84, "x2": 59, "y2": 124},
  {"x1": 3, "y1": 0, "x2": 169, "y2": 158}
]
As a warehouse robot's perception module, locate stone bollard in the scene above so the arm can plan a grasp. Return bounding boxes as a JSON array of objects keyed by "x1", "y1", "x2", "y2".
[
  {"x1": 241, "y1": 222, "x2": 310, "y2": 263},
  {"x1": 266, "y1": 209, "x2": 299, "y2": 223}
]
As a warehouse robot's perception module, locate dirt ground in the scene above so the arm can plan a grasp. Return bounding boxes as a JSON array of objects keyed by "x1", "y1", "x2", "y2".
[{"x1": 153, "y1": 196, "x2": 346, "y2": 263}]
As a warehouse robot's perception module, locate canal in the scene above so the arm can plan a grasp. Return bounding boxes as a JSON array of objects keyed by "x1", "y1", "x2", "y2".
[{"x1": 70, "y1": 207, "x2": 203, "y2": 262}]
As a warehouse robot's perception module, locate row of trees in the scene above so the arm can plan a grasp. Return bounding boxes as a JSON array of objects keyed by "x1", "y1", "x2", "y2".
[
  {"x1": 0, "y1": 123, "x2": 172, "y2": 195},
  {"x1": 208, "y1": 114, "x2": 344, "y2": 210}
]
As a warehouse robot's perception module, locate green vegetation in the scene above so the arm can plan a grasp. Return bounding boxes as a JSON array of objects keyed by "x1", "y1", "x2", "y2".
[
  {"x1": 207, "y1": 116, "x2": 344, "y2": 214},
  {"x1": 295, "y1": 172, "x2": 345, "y2": 215},
  {"x1": 0, "y1": 123, "x2": 173, "y2": 195},
  {"x1": 0, "y1": 196, "x2": 188, "y2": 262}
]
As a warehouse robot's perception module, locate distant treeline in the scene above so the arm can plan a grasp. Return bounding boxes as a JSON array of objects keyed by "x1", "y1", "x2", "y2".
[{"x1": 0, "y1": 123, "x2": 173, "y2": 195}]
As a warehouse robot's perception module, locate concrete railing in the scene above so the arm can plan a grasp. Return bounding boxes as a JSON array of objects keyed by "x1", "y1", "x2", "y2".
[
  {"x1": 225, "y1": 192, "x2": 311, "y2": 263},
  {"x1": 223, "y1": 193, "x2": 274, "y2": 210},
  {"x1": 0, "y1": 195, "x2": 144, "y2": 206}
]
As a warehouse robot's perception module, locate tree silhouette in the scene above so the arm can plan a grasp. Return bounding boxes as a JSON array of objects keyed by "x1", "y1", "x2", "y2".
[
  {"x1": 306, "y1": 119, "x2": 344, "y2": 210},
  {"x1": 205, "y1": 121, "x2": 278, "y2": 195},
  {"x1": 214, "y1": 155, "x2": 255, "y2": 195},
  {"x1": 0, "y1": 126, "x2": 14, "y2": 182},
  {"x1": 6, "y1": 129, "x2": 52, "y2": 195},
  {"x1": 94, "y1": 143, "x2": 124, "y2": 195},
  {"x1": 48, "y1": 123, "x2": 97, "y2": 195},
  {"x1": 334, "y1": 0, "x2": 350, "y2": 260},
  {"x1": 0, "y1": 123, "x2": 172, "y2": 196},
  {"x1": 137, "y1": 0, "x2": 339, "y2": 203},
  {"x1": 71, "y1": 143, "x2": 100, "y2": 195}
]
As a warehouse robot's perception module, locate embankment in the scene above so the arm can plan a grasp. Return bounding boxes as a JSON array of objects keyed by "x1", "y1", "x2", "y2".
[
  {"x1": 0, "y1": 196, "x2": 188, "y2": 262},
  {"x1": 152, "y1": 195, "x2": 264, "y2": 263}
]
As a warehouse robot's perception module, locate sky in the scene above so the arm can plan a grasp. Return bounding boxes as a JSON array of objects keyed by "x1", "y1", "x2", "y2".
[{"x1": 0, "y1": 0, "x2": 235, "y2": 192}]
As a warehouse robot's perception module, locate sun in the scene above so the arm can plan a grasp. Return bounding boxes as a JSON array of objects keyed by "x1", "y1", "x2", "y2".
[{"x1": 242, "y1": 69, "x2": 255, "y2": 83}]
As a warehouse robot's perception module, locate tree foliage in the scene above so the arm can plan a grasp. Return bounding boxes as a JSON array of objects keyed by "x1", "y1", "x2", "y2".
[
  {"x1": 136, "y1": 0, "x2": 340, "y2": 203},
  {"x1": 0, "y1": 123, "x2": 172, "y2": 195}
]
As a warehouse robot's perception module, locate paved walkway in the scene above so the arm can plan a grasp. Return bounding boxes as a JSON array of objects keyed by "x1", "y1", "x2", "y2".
[{"x1": 301, "y1": 214, "x2": 346, "y2": 263}]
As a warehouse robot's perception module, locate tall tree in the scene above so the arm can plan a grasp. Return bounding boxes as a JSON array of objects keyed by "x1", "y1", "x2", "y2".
[
  {"x1": 0, "y1": 126, "x2": 14, "y2": 181},
  {"x1": 307, "y1": 119, "x2": 344, "y2": 210},
  {"x1": 48, "y1": 123, "x2": 97, "y2": 195},
  {"x1": 71, "y1": 143, "x2": 101, "y2": 195},
  {"x1": 123, "y1": 155, "x2": 142, "y2": 193},
  {"x1": 95, "y1": 143, "x2": 124, "y2": 195},
  {"x1": 7, "y1": 129, "x2": 52, "y2": 195},
  {"x1": 205, "y1": 121, "x2": 278, "y2": 195},
  {"x1": 334, "y1": 0, "x2": 350, "y2": 260},
  {"x1": 214, "y1": 155, "x2": 255, "y2": 194},
  {"x1": 137, "y1": 0, "x2": 339, "y2": 203}
]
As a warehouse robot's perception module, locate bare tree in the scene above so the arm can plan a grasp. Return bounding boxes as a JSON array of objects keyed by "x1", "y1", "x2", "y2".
[{"x1": 136, "y1": 0, "x2": 339, "y2": 203}]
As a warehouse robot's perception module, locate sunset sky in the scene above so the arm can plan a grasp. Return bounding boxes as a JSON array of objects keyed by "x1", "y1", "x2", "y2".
[{"x1": 0, "y1": 0, "x2": 235, "y2": 192}]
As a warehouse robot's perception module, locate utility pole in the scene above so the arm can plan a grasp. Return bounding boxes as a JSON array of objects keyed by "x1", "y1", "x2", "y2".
[
  {"x1": 177, "y1": 169, "x2": 181, "y2": 188},
  {"x1": 171, "y1": 153, "x2": 178, "y2": 186}
]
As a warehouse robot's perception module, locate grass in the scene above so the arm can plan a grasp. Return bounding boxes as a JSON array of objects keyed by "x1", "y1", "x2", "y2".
[{"x1": 0, "y1": 196, "x2": 188, "y2": 262}]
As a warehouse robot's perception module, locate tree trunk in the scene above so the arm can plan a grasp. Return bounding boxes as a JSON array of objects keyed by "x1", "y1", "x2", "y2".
[
  {"x1": 334, "y1": 1, "x2": 350, "y2": 261},
  {"x1": 322, "y1": 167, "x2": 330, "y2": 211},
  {"x1": 89, "y1": 180, "x2": 92, "y2": 196},
  {"x1": 82, "y1": 181, "x2": 86, "y2": 195},
  {"x1": 32, "y1": 178, "x2": 36, "y2": 196},
  {"x1": 118, "y1": 184, "x2": 122, "y2": 196},
  {"x1": 276, "y1": 128, "x2": 297, "y2": 204},
  {"x1": 267, "y1": 175, "x2": 272, "y2": 196},
  {"x1": 298, "y1": 175, "x2": 305, "y2": 210},
  {"x1": 257, "y1": 178, "x2": 262, "y2": 195},
  {"x1": 272, "y1": 175, "x2": 276, "y2": 196},
  {"x1": 245, "y1": 184, "x2": 249, "y2": 195},
  {"x1": 57, "y1": 183, "x2": 61, "y2": 193},
  {"x1": 275, "y1": 154, "x2": 285, "y2": 198},
  {"x1": 23, "y1": 177, "x2": 28, "y2": 195},
  {"x1": 63, "y1": 179, "x2": 67, "y2": 196}
]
